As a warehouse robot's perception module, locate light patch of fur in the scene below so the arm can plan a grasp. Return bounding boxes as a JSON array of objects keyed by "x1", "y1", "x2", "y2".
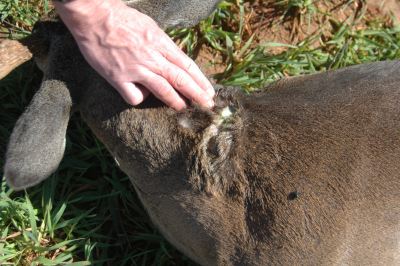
[
  {"x1": 220, "y1": 106, "x2": 233, "y2": 119},
  {"x1": 191, "y1": 105, "x2": 237, "y2": 195},
  {"x1": 178, "y1": 116, "x2": 192, "y2": 129},
  {"x1": 114, "y1": 156, "x2": 121, "y2": 167}
]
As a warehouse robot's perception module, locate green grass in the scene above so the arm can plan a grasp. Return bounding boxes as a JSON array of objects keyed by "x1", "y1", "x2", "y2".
[
  {"x1": 0, "y1": 0, "x2": 51, "y2": 38},
  {"x1": 275, "y1": 0, "x2": 317, "y2": 24},
  {"x1": 1, "y1": 0, "x2": 400, "y2": 265}
]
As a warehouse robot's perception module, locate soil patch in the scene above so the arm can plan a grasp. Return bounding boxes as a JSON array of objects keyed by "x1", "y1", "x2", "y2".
[{"x1": 195, "y1": 0, "x2": 400, "y2": 77}]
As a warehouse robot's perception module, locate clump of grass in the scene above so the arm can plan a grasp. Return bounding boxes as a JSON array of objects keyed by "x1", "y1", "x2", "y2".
[
  {"x1": 275, "y1": 0, "x2": 317, "y2": 21},
  {"x1": 0, "y1": 185, "x2": 90, "y2": 265},
  {"x1": 0, "y1": 0, "x2": 50, "y2": 38},
  {"x1": 169, "y1": 0, "x2": 256, "y2": 79},
  {"x1": 1, "y1": 0, "x2": 400, "y2": 265},
  {"x1": 171, "y1": 0, "x2": 400, "y2": 90},
  {"x1": 0, "y1": 0, "x2": 51, "y2": 39},
  {"x1": 169, "y1": 1, "x2": 247, "y2": 55},
  {"x1": 0, "y1": 0, "x2": 51, "y2": 30},
  {"x1": 218, "y1": 20, "x2": 400, "y2": 89}
]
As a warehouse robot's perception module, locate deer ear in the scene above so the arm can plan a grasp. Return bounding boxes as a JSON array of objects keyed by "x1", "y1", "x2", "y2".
[{"x1": 4, "y1": 79, "x2": 72, "y2": 190}]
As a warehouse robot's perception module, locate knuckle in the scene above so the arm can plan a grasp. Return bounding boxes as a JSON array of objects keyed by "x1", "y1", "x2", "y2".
[
  {"x1": 195, "y1": 91, "x2": 209, "y2": 104},
  {"x1": 186, "y1": 61, "x2": 194, "y2": 72},
  {"x1": 158, "y1": 83, "x2": 175, "y2": 99},
  {"x1": 173, "y1": 72, "x2": 186, "y2": 88}
]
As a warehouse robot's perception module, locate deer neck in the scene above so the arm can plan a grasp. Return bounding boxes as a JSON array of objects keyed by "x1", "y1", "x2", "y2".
[{"x1": 79, "y1": 79, "x2": 200, "y2": 194}]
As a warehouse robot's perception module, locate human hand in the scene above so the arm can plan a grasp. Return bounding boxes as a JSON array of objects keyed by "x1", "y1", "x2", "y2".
[{"x1": 54, "y1": 0, "x2": 215, "y2": 110}]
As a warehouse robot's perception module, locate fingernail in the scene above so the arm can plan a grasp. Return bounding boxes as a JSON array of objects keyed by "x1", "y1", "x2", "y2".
[{"x1": 176, "y1": 102, "x2": 187, "y2": 111}]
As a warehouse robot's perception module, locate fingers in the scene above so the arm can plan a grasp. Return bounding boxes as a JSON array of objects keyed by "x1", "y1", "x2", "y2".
[
  {"x1": 151, "y1": 57, "x2": 214, "y2": 108},
  {"x1": 114, "y1": 81, "x2": 150, "y2": 106},
  {"x1": 114, "y1": 54, "x2": 214, "y2": 110},
  {"x1": 164, "y1": 48, "x2": 216, "y2": 99},
  {"x1": 135, "y1": 69, "x2": 188, "y2": 111}
]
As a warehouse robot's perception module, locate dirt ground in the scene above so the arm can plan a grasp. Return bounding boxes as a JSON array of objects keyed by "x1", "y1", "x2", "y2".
[{"x1": 195, "y1": 0, "x2": 400, "y2": 76}]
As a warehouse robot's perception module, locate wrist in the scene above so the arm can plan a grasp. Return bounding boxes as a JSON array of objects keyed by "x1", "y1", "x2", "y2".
[{"x1": 54, "y1": 0, "x2": 123, "y2": 32}]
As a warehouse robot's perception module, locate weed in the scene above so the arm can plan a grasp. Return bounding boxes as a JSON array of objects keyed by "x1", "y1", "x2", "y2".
[{"x1": 0, "y1": 0, "x2": 50, "y2": 38}]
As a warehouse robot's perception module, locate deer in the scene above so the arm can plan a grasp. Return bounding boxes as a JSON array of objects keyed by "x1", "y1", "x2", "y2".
[{"x1": 1, "y1": 0, "x2": 399, "y2": 265}]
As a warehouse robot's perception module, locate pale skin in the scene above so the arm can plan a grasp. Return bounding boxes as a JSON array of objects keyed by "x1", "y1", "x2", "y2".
[{"x1": 54, "y1": 0, "x2": 215, "y2": 110}]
